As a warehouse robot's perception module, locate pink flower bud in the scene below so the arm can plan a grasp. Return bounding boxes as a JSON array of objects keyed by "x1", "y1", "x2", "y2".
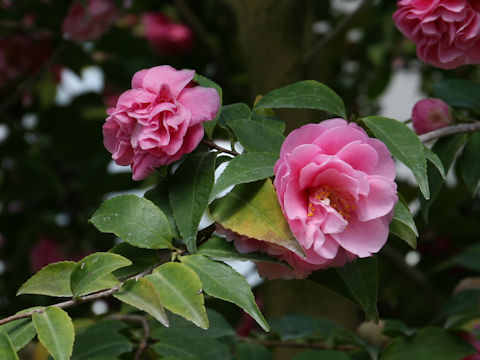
[{"x1": 412, "y1": 98, "x2": 453, "y2": 135}]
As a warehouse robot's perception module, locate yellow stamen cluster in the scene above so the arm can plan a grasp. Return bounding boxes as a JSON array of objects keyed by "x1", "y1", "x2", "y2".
[{"x1": 307, "y1": 185, "x2": 356, "y2": 220}]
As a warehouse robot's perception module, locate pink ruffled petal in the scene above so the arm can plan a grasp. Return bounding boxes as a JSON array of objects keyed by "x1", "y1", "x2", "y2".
[
  {"x1": 178, "y1": 86, "x2": 221, "y2": 125},
  {"x1": 356, "y1": 176, "x2": 398, "y2": 222},
  {"x1": 143, "y1": 65, "x2": 194, "y2": 97}
]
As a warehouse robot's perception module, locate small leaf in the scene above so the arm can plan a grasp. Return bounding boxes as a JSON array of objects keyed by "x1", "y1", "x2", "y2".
[
  {"x1": 113, "y1": 278, "x2": 169, "y2": 327},
  {"x1": 198, "y1": 237, "x2": 288, "y2": 265},
  {"x1": 434, "y1": 79, "x2": 480, "y2": 115},
  {"x1": 181, "y1": 255, "x2": 269, "y2": 331},
  {"x1": 144, "y1": 178, "x2": 179, "y2": 238},
  {"x1": 33, "y1": 307, "x2": 74, "y2": 360},
  {"x1": 389, "y1": 198, "x2": 418, "y2": 249},
  {"x1": 169, "y1": 152, "x2": 216, "y2": 253},
  {"x1": 0, "y1": 331, "x2": 19, "y2": 360},
  {"x1": 310, "y1": 257, "x2": 379, "y2": 322},
  {"x1": 0, "y1": 318, "x2": 36, "y2": 351},
  {"x1": 254, "y1": 80, "x2": 346, "y2": 118},
  {"x1": 362, "y1": 116, "x2": 429, "y2": 199},
  {"x1": 194, "y1": 73, "x2": 223, "y2": 139},
  {"x1": 380, "y1": 327, "x2": 474, "y2": 360},
  {"x1": 210, "y1": 152, "x2": 278, "y2": 202},
  {"x1": 17, "y1": 261, "x2": 76, "y2": 297},
  {"x1": 236, "y1": 343, "x2": 272, "y2": 360},
  {"x1": 146, "y1": 262, "x2": 208, "y2": 329},
  {"x1": 71, "y1": 319, "x2": 132, "y2": 360},
  {"x1": 70, "y1": 252, "x2": 131, "y2": 297},
  {"x1": 210, "y1": 180, "x2": 305, "y2": 257},
  {"x1": 459, "y1": 132, "x2": 480, "y2": 196},
  {"x1": 109, "y1": 242, "x2": 161, "y2": 278},
  {"x1": 292, "y1": 350, "x2": 353, "y2": 360},
  {"x1": 424, "y1": 146, "x2": 445, "y2": 178},
  {"x1": 219, "y1": 103, "x2": 251, "y2": 128},
  {"x1": 227, "y1": 119, "x2": 284, "y2": 154},
  {"x1": 90, "y1": 195, "x2": 173, "y2": 249}
]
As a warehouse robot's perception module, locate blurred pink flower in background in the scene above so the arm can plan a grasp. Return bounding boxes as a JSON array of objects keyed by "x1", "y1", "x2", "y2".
[
  {"x1": 462, "y1": 326, "x2": 480, "y2": 360},
  {"x1": 29, "y1": 237, "x2": 66, "y2": 272},
  {"x1": 62, "y1": 0, "x2": 118, "y2": 42},
  {"x1": 103, "y1": 65, "x2": 220, "y2": 180},
  {"x1": 142, "y1": 12, "x2": 194, "y2": 55},
  {"x1": 393, "y1": 0, "x2": 480, "y2": 69},
  {"x1": 411, "y1": 98, "x2": 453, "y2": 135}
]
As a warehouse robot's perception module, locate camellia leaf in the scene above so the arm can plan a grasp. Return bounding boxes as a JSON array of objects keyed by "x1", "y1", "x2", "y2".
[
  {"x1": 198, "y1": 237, "x2": 289, "y2": 265},
  {"x1": 433, "y1": 79, "x2": 480, "y2": 115},
  {"x1": 210, "y1": 180, "x2": 305, "y2": 257},
  {"x1": 109, "y1": 242, "x2": 161, "y2": 278},
  {"x1": 254, "y1": 80, "x2": 346, "y2": 118},
  {"x1": 380, "y1": 326, "x2": 474, "y2": 360},
  {"x1": 0, "y1": 331, "x2": 19, "y2": 360},
  {"x1": 362, "y1": 116, "x2": 429, "y2": 199},
  {"x1": 227, "y1": 119, "x2": 285, "y2": 154},
  {"x1": 424, "y1": 146, "x2": 445, "y2": 178},
  {"x1": 180, "y1": 255, "x2": 269, "y2": 331},
  {"x1": 269, "y1": 314, "x2": 315, "y2": 340},
  {"x1": 194, "y1": 73, "x2": 223, "y2": 139},
  {"x1": 144, "y1": 178, "x2": 179, "y2": 238},
  {"x1": 152, "y1": 334, "x2": 232, "y2": 360},
  {"x1": 71, "y1": 319, "x2": 132, "y2": 360},
  {"x1": 70, "y1": 252, "x2": 131, "y2": 298},
  {"x1": 146, "y1": 262, "x2": 208, "y2": 329},
  {"x1": 389, "y1": 198, "x2": 418, "y2": 249},
  {"x1": 251, "y1": 112, "x2": 286, "y2": 133},
  {"x1": 236, "y1": 343, "x2": 272, "y2": 360},
  {"x1": 89, "y1": 195, "x2": 173, "y2": 249},
  {"x1": 169, "y1": 152, "x2": 216, "y2": 254},
  {"x1": 113, "y1": 278, "x2": 169, "y2": 327},
  {"x1": 310, "y1": 257, "x2": 379, "y2": 323},
  {"x1": 219, "y1": 103, "x2": 251, "y2": 128},
  {"x1": 0, "y1": 318, "x2": 36, "y2": 351},
  {"x1": 32, "y1": 307, "x2": 75, "y2": 360},
  {"x1": 292, "y1": 350, "x2": 353, "y2": 360},
  {"x1": 420, "y1": 134, "x2": 468, "y2": 221},
  {"x1": 210, "y1": 152, "x2": 278, "y2": 202},
  {"x1": 459, "y1": 132, "x2": 480, "y2": 196},
  {"x1": 17, "y1": 261, "x2": 76, "y2": 297}
]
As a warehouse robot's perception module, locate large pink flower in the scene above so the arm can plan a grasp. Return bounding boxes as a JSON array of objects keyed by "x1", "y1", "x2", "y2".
[
  {"x1": 393, "y1": 0, "x2": 480, "y2": 69},
  {"x1": 62, "y1": 0, "x2": 118, "y2": 42},
  {"x1": 268, "y1": 119, "x2": 397, "y2": 278},
  {"x1": 103, "y1": 65, "x2": 220, "y2": 180}
]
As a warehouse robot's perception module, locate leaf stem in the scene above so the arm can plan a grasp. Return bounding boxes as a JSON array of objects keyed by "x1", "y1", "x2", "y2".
[
  {"x1": 201, "y1": 139, "x2": 239, "y2": 156},
  {"x1": 419, "y1": 122, "x2": 480, "y2": 143}
]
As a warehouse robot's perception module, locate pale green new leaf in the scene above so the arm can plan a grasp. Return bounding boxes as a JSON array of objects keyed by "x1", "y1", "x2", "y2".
[
  {"x1": 146, "y1": 262, "x2": 208, "y2": 329},
  {"x1": 113, "y1": 278, "x2": 169, "y2": 327},
  {"x1": 0, "y1": 331, "x2": 19, "y2": 360},
  {"x1": 90, "y1": 195, "x2": 173, "y2": 249},
  {"x1": 70, "y1": 252, "x2": 131, "y2": 297},
  {"x1": 33, "y1": 307, "x2": 74, "y2": 360},
  {"x1": 181, "y1": 255, "x2": 269, "y2": 331},
  {"x1": 0, "y1": 318, "x2": 36, "y2": 351}
]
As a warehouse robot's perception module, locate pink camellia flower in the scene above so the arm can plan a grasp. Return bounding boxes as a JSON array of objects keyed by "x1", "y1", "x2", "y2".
[
  {"x1": 62, "y1": 0, "x2": 118, "y2": 42},
  {"x1": 393, "y1": 0, "x2": 480, "y2": 69},
  {"x1": 411, "y1": 98, "x2": 453, "y2": 135},
  {"x1": 142, "y1": 13, "x2": 194, "y2": 55},
  {"x1": 103, "y1": 65, "x2": 220, "y2": 180},
  {"x1": 219, "y1": 120, "x2": 398, "y2": 279}
]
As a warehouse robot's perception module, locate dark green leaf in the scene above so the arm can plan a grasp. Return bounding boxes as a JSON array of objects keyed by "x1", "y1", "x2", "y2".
[
  {"x1": 210, "y1": 153, "x2": 278, "y2": 202},
  {"x1": 0, "y1": 331, "x2": 18, "y2": 360},
  {"x1": 219, "y1": 103, "x2": 251, "y2": 128},
  {"x1": 420, "y1": 134, "x2": 468, "y2": 220},
  {"x1": 443, "y1": 244, "x2": 480, "y2": 272},
  {"x1": 310, "y1": 257, "x2": 378, "y2": 322},
  {"x1": 424, "y1": 146, "x2": 445, "y2": 178},
  {"x1": 17, "y1": 261, "x2": 76, "y2": 297},
  {"x1": 227, "y1": 119, "x2": 284, "y2": 154},
  {"x1": 269, "y1": 314, "x2": 315, "y2": 340},
  {"x1": 114, "y1": 278, "x2": 169, "y2": 327},
  {"x1": 389, "y1": 199, "x2": 418, "y2": 249},
  {"x1": 210, "y1": 180, "x2": 305, "y2": 257},
  {"x1": 460, "y1": 132, "x2": 480, "y2": 196},
  {"x1": 90, "y1": 195, "x2": 173, "y2": 249},
  {"x1": 434, "y1": 79, "x2": 480, "y2": 114},
  {"x1": 144, "y1": 178, "x2": 179, "y2": 238},
  {"x1": 362, "y1": 116, "x2": 429, "y2": 199},
  {"x1": 194, "y1": 73, "x2": 223, "y2": 139},
  {"x1": 435, "y1": 289, "x2": 480, "y2": 321},
  {"x1": 236, "y1": 343, "x2": 272, "y2": 360},
  {"x1": 33, "y1": 307, "x2": 75, "y2": 360},
  {"x1": 109, "y1": 242, "x2": 161, "y2": 278},
  {"x1": 0, "y1": 318, "x2": 36, "y2": 351},
  {"x1": 153, "y1": 335, "x2": 232, "y2": 360},
  {"x1": 198, "y1": 237, "x2": 288, "y2": 265},
  {"x1": 169, "y1": 152, "x2": 216, "y2": 253},
  {"x1": 146, "y1": 262, "x2": 208, "y2": 329},
  {"x1": 70, "y1": 252, "x2": 131, "y2": 297},
  {"x1": 254, "y1": 80, "x2": 346, "y2": 118},
  {"x1": 180, "y1": 255, "x2": 269, "y2": 331},
  {"x1": 380, "y1": 327, "x2": 474, "y2": 360},
  {"x1": 251, "y1": 113, "x2": 286, "y2": 133},
  {"x1": 382, "y1": 319, "x2": 416, "y2": 337},
  {"x1": 292, "y1": 350, "x2": 352, "y2": 360},
  {"x1": 71, "y1": 320, "x2": 132, "y2": 360}
]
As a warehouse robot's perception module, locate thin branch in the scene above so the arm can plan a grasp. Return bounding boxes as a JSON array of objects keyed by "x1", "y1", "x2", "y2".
[
  {"x1": 419, "y1": 122, "x2": 480, "y2": 143},
  {"x1": 0, "y1": 263, "x2": 159, "y2": 326},
  {"x1": 108, "y1": 314, "x2": 150, "y2": 360},
  {"x1": 201, "y1": 139, "x2": 239, "y2": 156},
  {"x1": 239, "y1": 337, "x2": 357, "y2": 351},
  {"x1": 303, "y1": 0, "x2": 373, "y2": 65}
]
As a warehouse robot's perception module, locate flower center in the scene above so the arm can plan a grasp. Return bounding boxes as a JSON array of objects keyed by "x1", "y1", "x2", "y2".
[{"x1": 307, "y1": 185, "x2": 356, "y2": 221}]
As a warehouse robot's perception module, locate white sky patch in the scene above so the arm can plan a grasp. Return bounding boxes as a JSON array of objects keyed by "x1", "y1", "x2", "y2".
[{"x1": 55, "y1": 66, "x2": 104, "y2": 106}]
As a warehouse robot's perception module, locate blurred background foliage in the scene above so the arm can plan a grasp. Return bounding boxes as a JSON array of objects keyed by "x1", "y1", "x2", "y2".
[{"x1": 1, "y1": 0, "x2": 480, "y2": 358}]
